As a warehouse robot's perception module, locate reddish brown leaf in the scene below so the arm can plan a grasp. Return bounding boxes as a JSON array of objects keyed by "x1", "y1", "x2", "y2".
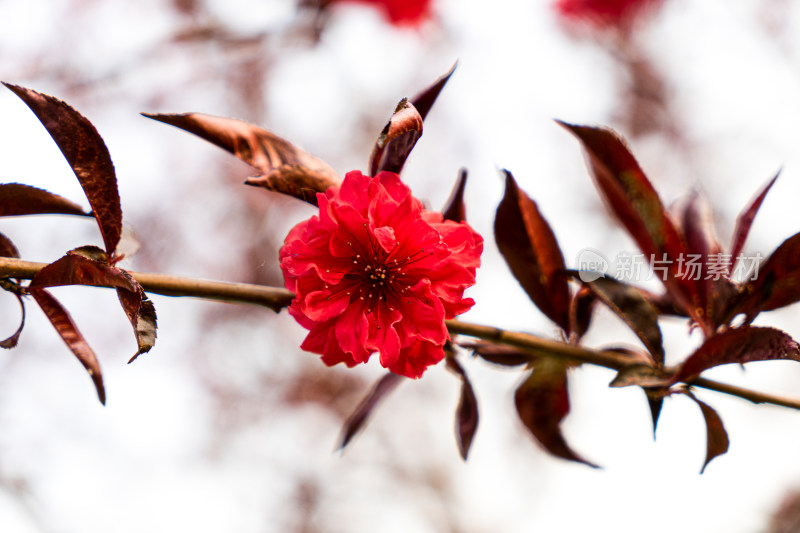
[
  {"x1": 411, "y1": 62, "x2": 457, "y2": 121},
  {"x1": 684, "y1": 392, "x2": 729, "y2": 473},
  {"x1": 30, "y1": 288, "x2": 105, "y2": 404},
  {"x1": 558, "y1": 122, "x2": 697, "y2": 318},
  {"x1": 0, "y1": 231, "x2": 25, "y2": 348},
  {"x1": 582, "y1": 275, "x2": 664, "y2": 364},
  {"x1": 143, "y1": 112, "x2": 341, "y2": 206},
  {"x1": 445, "y1": 354, "x2": 479, "y2": 460},
  {"x1": 441, "y1": 168, "x2": 468, "y2": 223},
  {"x1": 368, "y1": 98, "x2": 423, "y2": 177},
  {"x1": 644, "y1": 388, "x2": 665, "y2": 438},
  {"x1": 116, "y1": 275, "x2": 157, "y2": 363},
  {"x1": 462, "y1": 340, "x2": 533, "y2": 367},
  {"x1": 740, "y1": 232, "x2": 800, "y2": 314},
  {"x1": 571, "y1": 286, "x2": 596, "y2": 339},
  {"x1": 675, "y1": 326, "x2": 800, "y2": 382},
  {"x1": 0, "y1": 291, "x2": 25, "y2": 349},
  {"x1": 0, "y1": 183, "x2": 89, "y2": 217},
  {"x1": 4, "y1": 84, "x2": 122, "y2": 254},
  {"x1": 609, "y1": 364, "x2": 670, "y2": 388},
  {"x1": 515, "y1": 359, "x2": 598, "y2": 467},
  {"x1": 729, "y1": 171, "x2": 779, "y2": 275},
  {"x1": 29, "y1": 253, "x2": 138, "y2": 293},
  {"x1": 495, "y1": 170, "x2": 571, "y2": 332},
  {"x1": 339, "y1": 372, "x2": 402, "y2": 450},
  {"x1": 0, "y1": 232, "x2": 20, "y2": 259}
]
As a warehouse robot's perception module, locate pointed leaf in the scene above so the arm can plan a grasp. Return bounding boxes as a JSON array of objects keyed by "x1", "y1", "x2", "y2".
[
  {"x1": 368, "y1": 98, "x2": 423, "y2": 176},
  {"x1": 4, "y1": 83, "x2": 122, "y2": 254},
  {"x1": 571, "y1": 286, "x2": 596, "y2": 339},
  {"x1": 410, "y1": 61, "x2": 457, "y2": 121},
  {"x1": 609, "y1": 364, "x2": 671, "y2": 388},
  {"x1": 0, "y1": 232, "x2": 20, "y2": 259},
  {"x1": 644, "y1": 388, "x2": 665, "y2": 438},
  {"x1": 582, "y1": 275, "x2": 664, "y2": 364},
  {"x1": 116, "y1": 279, "x2": 157, "y2": 363},
  {"x1": 0, "y1": 232, "x2": 26, "y2": 348},
  {"x1": 143, "y1": 112, "x2": 341, "y2": 206},
  {"x1": 0, "y1": 183, "x2": 89, "y2": 217},
  {"x1": 339, "y1": 372, "x2": 402, "y2": 449},
  {"x1": 684, "y1": 392, "x2": 729, "y2": 473},
  {"x1": 675, "y1": 326, "x2": 800, "y2": 382},
  {"x1": 515, "y1": 359, "x2": 598, "y2": 467},
  {"x1": 738, "y1": 232, "x2": 800, "y2": 314},
  {"x1": 559, "y1": 121, "x2": 697, "y2": 317},
  {"x1": 441, "y1": 168, "x2": 467, "y2": 223},
  {"x1": 729, "y1": 171, "x2": 779, "y2": 274},
  {"x1": 445, "y1": 354, "x2": 479, "y2": 460},
  {"x1": 0, "y1": 291, "x2": 25, "y2": 349},
  {"x1": 462, "y1": 340, "x2": 533, "y2": 367},
  {"x1": 30, "y1": 252, "x2": 138, "y2": 293},
  {"x1": 495, "y1": 170, "x2": 571, "y2": 332},
  {"x1": 30, "y1": 288, "x2": 105, "y2": 404}
]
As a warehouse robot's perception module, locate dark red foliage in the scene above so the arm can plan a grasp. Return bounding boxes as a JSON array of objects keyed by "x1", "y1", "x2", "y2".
[
  {"x1": 4, "y1": 84, "x2": 123, "y2": 256},
  {"x1": 441, "y1": 168, "x2": 468, "y2": 223},
  {"x1": 143, "y1": 112, "x2": 341, "y2": 207},
  {"x1": 339, "y1": 372, "x2": 402, "y2": 449},
  {"x1": 446, "y1": 353, "x2": 479, "y2": 460},
  {"x1": 515, "y1": 359, "x2": 597, "y2": 467},
  {"x1": 30, "y1": 289, "x2": 105, "y2": 404},
  {"x1": 495, "y1": 170, "x2": 571, "y2": 332},
  {"x1": 0, "y1": 183, "x2": 89, "y2": 217},
  {"x1": 675, "y1": 326, "x2": 800, "y2": 382},
  {"x1": 368, "y1": 99, "x2": 423, "y2": 177}
]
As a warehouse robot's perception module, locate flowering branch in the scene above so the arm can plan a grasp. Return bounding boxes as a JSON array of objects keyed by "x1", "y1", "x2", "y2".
[{"x1": 3, "y1": 255, "x2": 799, "y2": 411}]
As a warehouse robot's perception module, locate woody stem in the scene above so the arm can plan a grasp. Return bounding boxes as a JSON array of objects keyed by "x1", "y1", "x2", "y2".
[{"x1": 2, "y1": 255, "x2": 799, "y2": 410}]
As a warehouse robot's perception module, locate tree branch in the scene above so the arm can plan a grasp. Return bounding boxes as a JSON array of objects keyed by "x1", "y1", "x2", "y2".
[{"x1": 2, "y1": 256, "x2": 800, "y2": 410}]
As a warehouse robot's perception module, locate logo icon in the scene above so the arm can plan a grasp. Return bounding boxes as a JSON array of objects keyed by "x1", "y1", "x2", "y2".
[{"x1": 575, "y1": 248, "x2": 609, "y2": 282}]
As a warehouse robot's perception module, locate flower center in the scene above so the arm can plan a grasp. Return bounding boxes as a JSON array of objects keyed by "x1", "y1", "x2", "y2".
[{"x1": 341, "y1": 230, "x2": 434, "y2": 311}]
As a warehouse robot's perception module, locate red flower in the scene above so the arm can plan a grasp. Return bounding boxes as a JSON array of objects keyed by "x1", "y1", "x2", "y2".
[
  {"x1": 555, "y1": 0, "x2": 664, "y2": 30},
  {"x1": 326, "y1": 0, "x2": 432, "y2": 27},
  {"x1": 280, "y1": 170, "x2": 482, "y2": 378}
]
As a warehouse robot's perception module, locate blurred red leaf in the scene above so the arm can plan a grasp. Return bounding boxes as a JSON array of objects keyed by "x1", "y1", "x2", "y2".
[
  {"x1": 30, "y1": 288, "x2": 105, "y2": 404},
  {"x1": 411, "y1": 62, "x2": 457, "y2": 121},
  {"x1": 368, "y1": 99, "x2": 423, "y2": 177},
  {"x1": 143, "y1": 112, "x2": 341, "y2": 207},
  {"x1": 609, "y1": 363, "x2": 670, "y2": 388},
  {"x1": 675, "y1": 326, "x2": 800, "y2": 382},
  {"x1": 684, "y1": 392, "x2": 729, "y2": 473},
  {"x1": 462, "y1": 340, "x2": 533, "y2": 367},
  {"x1": 441, "y1": 168, "x2": 468, "y2": 223},
  {"x1": 495, "y1": 170, "x2": 571, "y2": 332},
  {"x1": 446, "y1": 353, "x2": 479, "y2": 460},
  {"x1": 571, "y1": 286, "x2": 596, "y2": 339},
  {"x1": 559, "y1": 122, "x2": 697, "y2": 319},
  {"x1": 515, "y1": 359, "x2": 598, "y2": 467},
  {"x1": 582, "y1": 275, "x2": 663, "y2": 364},
  {"x1": 4, "y1": 83, "x2": 122, "y2": 255},
  {"x1": 339, "y1": 372, "x2": 402, "y2": 449},
  {"x1": 0, "y1": 292, "x2": 25, "y2": 349},
  {"x1": 0, "y1": 183, "x2": 89, "y2": 217},
  {"x1": 729, "y1": 171, "x2": 779, "y2": 275},
  {"x1": 644, "y1": 388, "x2": 665, "y2": 438}
]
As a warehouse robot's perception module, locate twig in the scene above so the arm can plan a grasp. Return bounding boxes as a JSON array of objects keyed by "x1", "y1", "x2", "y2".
[{"x1": 2, "y1": 256, "x2": 800, "y2": 410}]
